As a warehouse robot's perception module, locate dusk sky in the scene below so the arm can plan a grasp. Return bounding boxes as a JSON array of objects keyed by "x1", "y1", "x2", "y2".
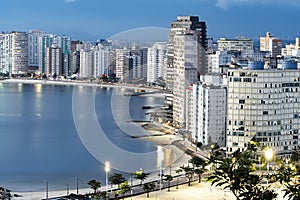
[{"x1": 0, "y1": 0, "x2": 299, "y2": 41}]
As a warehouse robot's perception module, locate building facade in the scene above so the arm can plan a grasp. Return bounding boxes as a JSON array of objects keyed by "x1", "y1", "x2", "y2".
[
  {"x1": 45, "y1": 45, "x2": 62, "y2": 77},
  {"x1": 166, "y1": 16, "x2": 207, "y2": 91},
  {"x1": 217, "y1": 37, "x2": 253, "y2": 52},
  {"x1": 147, "y1": 42, "x2": 167, "y2": 83},
  {"x1": 94, "y1": 44, "x2": 111, "y2": 78},
  {"x1": 260, "y1": 32, "x2": 282, "y2": 57},
  {"x1": 173, "y1": 33, "x2": 198, "y2": 127},
  {"x1": 227, "y1": 67, "x2": 300, "y2": 156},
  {"x1": 187, "y1": 82, "x2": 227, "y2": 147},
  {"x1": 79, "y1": 49, "x2": 94, "y2": 78}
]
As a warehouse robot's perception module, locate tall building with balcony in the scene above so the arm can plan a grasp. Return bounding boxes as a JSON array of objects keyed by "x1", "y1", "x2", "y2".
[
  {"x1": 173, "y1": 33, "x2": 198, "y2": 127},
  {"x1": 45, "y1": 45, "x2": 62, "y2": 77},
  {"x1": 79, "y1": 49, "x2": 94, "y2": 78},
  {"x1": 227, "y1": 62, "x2": 300, "y2": 156},
  {"x1": 147, "y1": 42, "x2": 167, "y2": 83},
  {"x1": 166, "y1": 16, "x2": 207, "y2": 91},
  {"x1": 115, "y1": 49, "x2": 129, "y2": 81},
  {"x1": 94, "y1": 44, "x2": 111, "y2": 78},
  {"x1": 28, "y1": 30, "x2": 42, "y2": 70},
  {"x1": 2, "y1": 31, "x2": 29, "y2": 75},
  {"x1": 187, "y1": 81, "x2": 227, "y2": 147}
]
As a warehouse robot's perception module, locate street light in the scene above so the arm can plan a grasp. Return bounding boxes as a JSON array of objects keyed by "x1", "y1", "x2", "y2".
[
  {"x1": 264, "y1": 148, "x2": 274, "y2": 184},
  {"x1": 104, "y1": 161, "x2": 110, "y2": 192}
]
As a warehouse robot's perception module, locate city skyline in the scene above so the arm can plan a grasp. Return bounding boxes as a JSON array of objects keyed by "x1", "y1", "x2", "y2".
[{"x1": 0, "y1": 0, "x2": 299, "y2": 41}]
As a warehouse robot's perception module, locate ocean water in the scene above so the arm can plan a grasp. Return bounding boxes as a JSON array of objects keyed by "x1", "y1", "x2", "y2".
[{"x1": 0, "y1": 82, "x2": 164, "y2": 192}]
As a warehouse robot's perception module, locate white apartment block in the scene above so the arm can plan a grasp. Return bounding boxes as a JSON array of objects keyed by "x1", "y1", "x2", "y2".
[
  {"x1": 227, "y1": 67, "x2": 300, "y2": 156},
  {"x1": 10, "y1": 32, "x2": 28, "y2": 75},
  {"x1": 147, "y1": 42, "x2": 167, "y2": 83},
  {"x1": 79, "y1": 49, "x2": 94, "y2": 78},
  {"x1": 187, "y1": 82, "x2": 227, "y2": 147},
  {"x1": 173, "y1": 33, "x2": 198, "y2": 127},
  {"x1": 208, "y1": 51, "x2": 232, "y2": 73},
  {"x1": 217, "y1": 37, "x2": 253, "y2": 52},
  {"x1": 115, "y1": 49, "x2": 129, "y2": 81},
  {"x1": 94, "y1": 45, "x2": 111, "y2": 78}
]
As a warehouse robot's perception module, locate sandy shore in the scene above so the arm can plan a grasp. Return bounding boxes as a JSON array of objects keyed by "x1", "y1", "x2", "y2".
[{"x1": 1, "y1": 78, "x2": 162, "y2": 92}]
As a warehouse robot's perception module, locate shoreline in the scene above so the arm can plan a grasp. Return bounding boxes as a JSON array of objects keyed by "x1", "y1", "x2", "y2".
[{"x1": 1, "y1": 78, "x2": 162, "y2": 93}]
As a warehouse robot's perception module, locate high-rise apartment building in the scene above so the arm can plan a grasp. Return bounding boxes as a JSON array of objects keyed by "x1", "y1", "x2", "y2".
[
  {"x1": 227, "y1": 63, "x2": 300, "y2": 156},
  {"x1": 173, "y1": 33, "x2": 198, "y2": 127},
  {"x1": 79, "y1": 49, "x2": 94, "y2": 78},
  {"x1": 45, "y1": 45, "x2": 62, "y2": 77},
  {"x1": 166, "y1": 16, "x2": 207, "y2": 91},
  {"x1": 187, "y1": 81, "x2": 227, "y2": 147},
  {"x1": 38, "y1": 34, "x2": 71, "y2": 74},
  {"x1": 147, "y1": 42, "x2": 167, "y2": 83},
  {"x1": 28, "y1": 30, "x2": 42, "y2": 69},
  {"x1": 260, "y1": 32, "x2": 282, "y2": 57},
  {"x1": 115, "y1": 49, "x2": 129, "y2": 81},
  {"x1": 94, "y1": 44, "x2": 111, "y2": 78},
  {"x1": 2, "y1": 31, "x2": 29, "y2": 75}
]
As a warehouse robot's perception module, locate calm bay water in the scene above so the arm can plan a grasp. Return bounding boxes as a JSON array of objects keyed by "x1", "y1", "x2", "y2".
[{"x1": 0, "y1": 82, "x2": 164, "y2": 192}]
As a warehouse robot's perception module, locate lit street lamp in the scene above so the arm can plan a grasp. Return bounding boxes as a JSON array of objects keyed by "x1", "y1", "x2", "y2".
[
  {"x1": 264, "y1": 148, "x2": 274, "y2": 185},
  {"x1": 104, "y1": 161, "x2": 110, "y2": 192}
]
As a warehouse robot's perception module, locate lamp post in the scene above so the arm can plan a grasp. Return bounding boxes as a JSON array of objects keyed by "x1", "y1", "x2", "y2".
[
  {"x1": 264, "y1": 148, "x2": 274, "y2": 185},
  {"x1": 104, "y1": 161, "x2": 110, "y2": 192}
]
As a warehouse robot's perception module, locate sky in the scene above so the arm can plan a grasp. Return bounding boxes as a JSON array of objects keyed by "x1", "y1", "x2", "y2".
[{"x1": 0, "y1": 0, "x2": 299, "y2": 41}]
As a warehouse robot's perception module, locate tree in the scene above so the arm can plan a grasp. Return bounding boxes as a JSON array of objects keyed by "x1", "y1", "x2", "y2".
[
  {"x1": 163, "y1": 174, "x2": 173, "y2": 191},
  {"x1": 189, "y1": 156, "x2": 207, "y2": 183},
  {"x1": 283, "y1": 182, "x2": 300, "y2": 200},
  {"x1": 119, "y1": 181, "x2": 130, "y2": 197},
  {"x1": 277, "y1": 162, "x2": 300, "y2": 200},
  {"x1": 175, "y1": 168, "x2": 182, "y2": 189},
  {"x1": 208, "y1": 150, "x2": 277, "y2": 200},
  {"x1": 134, "y1": 171, "x2": 149, "y2": 186},
  {"x1": 143, "y1": 182, "x2": 156, "y2": 198},
  {"x1": 109, "y1": 173, "x2": 126, "y2": 189},
  {"x1": 180, "y1": 165, "x2": 194, "y2": 186},
  {"x1": 87, "y1": 179, "x2": 101, "y2": 194}
]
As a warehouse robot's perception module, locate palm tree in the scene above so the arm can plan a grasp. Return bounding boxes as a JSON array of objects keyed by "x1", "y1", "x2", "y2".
[
  {"x1": 283, "y1": 182, "x2": 300, "y2": 200},
  {"x1": 175, "y1": 168, "x2": 182, "y2": 189},
  {"x1": 163, "y1": 174, "x2": 173, "y2": 191},
  {"x1": 87, "y1": 179, "x2": 101, "y2": 194},
  {"x1": 109, "y1": 173, "x2": 126, "y2": 189},
  {"x1": 143, "y1": 182, "x2": 156, "y2": 198},
  {"x1": 180, "y1": 165, "x2": 194, "y2": 186},
  {"x1": 120, "y1": 181, "x2": 130, "y2": 198},
  {"x1": 189, "y1": 156, "x2": 207, "y2": 183},
  {"x1": 208, "y1": 149, "x2": 277, "y2": 200},
  {"x1": 134, "y1": 171, "x2": 149, "y2": 186}
]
